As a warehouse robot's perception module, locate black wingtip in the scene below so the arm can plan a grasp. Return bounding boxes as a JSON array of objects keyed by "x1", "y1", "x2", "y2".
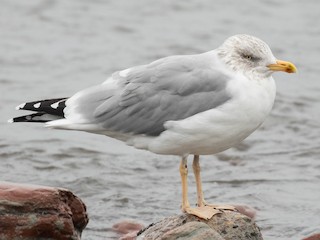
[
  {"x1": 9, "y1": 113, "x2": 51, "y2": 123},
  {"x1": 15, "y1": 98, "x2": 68, "y2": 117}
]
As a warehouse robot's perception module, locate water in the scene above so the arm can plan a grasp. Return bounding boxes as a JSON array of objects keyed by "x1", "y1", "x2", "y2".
[{"x1": 1, "y1": 0, "x2": 320, "y2": 239}]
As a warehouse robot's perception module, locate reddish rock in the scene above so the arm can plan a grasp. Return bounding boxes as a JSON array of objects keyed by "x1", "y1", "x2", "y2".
[
  {"x1": 234, "y1": 204, "x2": 257, "y2": 219},
  {"x1": 0, "y1": 181, "x2": 88, "y2": 240},
  {"x1": 303, "y1": 233, "x2": 320, "y2": 240},
  {"x1": 113, "y1": 220, "x2": 144, "y2": 240}
]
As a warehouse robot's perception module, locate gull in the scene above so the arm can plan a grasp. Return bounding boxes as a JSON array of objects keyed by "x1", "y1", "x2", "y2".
[{"x1": 9, "y1": 34, "x2": 297, "y2": 220}]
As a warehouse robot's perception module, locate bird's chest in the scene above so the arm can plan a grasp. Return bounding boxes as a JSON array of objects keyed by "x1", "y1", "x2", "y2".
[
  {"x1": 184, "y1": 79, "x2": 276, "y2": 154},
  {"x1": 148, "y1": 78, "x2": 276, "y2": 155}
]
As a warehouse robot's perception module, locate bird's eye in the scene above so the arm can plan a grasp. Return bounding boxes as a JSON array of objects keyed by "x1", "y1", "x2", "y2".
[{"x1": 243, "y1": 55, "x2": 252, "y2": 60}]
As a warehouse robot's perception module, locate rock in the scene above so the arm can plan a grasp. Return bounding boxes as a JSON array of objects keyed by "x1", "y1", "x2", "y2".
[
  {"x1": 233, "y1": 204, "x2": 257, "y2": 220},
  {"x1": 161, "y1": 221, "x2": 224, "y2": 240},
  {"x1": 0, "y1": 181, "x2": 88, "y2": 240},
  {"x1": 303, "y1": 233, "x2": 320, "y2": 240},
  {"x1": 113, "y1": 220, "x2": 145, "y2": 240},
  {"x1": 138, "y1": 210, "x2": 263, "y2": 240}
]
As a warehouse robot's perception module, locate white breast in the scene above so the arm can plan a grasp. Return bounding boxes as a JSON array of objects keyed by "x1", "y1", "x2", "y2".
[{"x1": 134, "y1": 75, "x2": 276, "y2": 156}]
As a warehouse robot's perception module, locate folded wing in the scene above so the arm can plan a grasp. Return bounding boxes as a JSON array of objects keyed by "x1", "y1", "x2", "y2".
[{"x1": 58, "y1": 54, "x2": 232, "y2": 136}]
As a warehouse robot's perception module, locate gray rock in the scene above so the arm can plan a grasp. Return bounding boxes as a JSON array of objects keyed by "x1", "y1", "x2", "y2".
[
  {"x1": 138, "y1": 210, "x2": 263, "y2": 240},
  {"x1": 162, "y1": 221, "x2": 224, "y2": 240}
]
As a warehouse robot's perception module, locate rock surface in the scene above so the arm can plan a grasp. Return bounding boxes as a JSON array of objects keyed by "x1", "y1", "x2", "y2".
[
  {"x1": 138, "y1": 210, "x2": 263, "y2": 240},
  {"x1": 303, "y1": 233, "x2": 320, "y2": 240},
  {"x1": 113, "y1": 220, "x2": 145, "y2": 240},
  {"x1": 0, "y1": 181, "x2": 88, "y2": 240}
]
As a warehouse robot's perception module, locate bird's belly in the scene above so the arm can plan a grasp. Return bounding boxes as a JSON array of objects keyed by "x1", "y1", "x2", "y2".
[
  {"x1": 149, "y1": 120, "x2": 259, "y2": 155},
  {"x1": 145, "y1": 98, "x2": 272, "y2": 156}
]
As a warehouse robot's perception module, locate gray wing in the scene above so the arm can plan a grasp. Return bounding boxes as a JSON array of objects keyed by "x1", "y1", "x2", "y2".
[{"x1": 69, "y1": 54, "x2": 232, "y2": 136}]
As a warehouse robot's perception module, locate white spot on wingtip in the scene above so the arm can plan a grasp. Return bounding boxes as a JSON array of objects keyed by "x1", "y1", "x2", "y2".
[
  {"x1": 51, "y1": 102, "x2": 59, "y2": 109},
  {"x1": 34, "y1": 102, "x2": 41, "y2": 108},
  {"x1": 15, "y1": 103, "x2": 26, "y2": 110},
  {"x1": 7, "y1": 119, "x2": 13, "y2": 123}
]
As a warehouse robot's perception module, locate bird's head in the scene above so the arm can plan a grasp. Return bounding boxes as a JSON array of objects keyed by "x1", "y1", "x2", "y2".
[{"x1": 217, "y1": 34, "x2": 297, "y2": 80}]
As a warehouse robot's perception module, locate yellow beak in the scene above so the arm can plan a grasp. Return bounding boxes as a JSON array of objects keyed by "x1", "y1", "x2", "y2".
[{"x1": 268, "y1": 60, "x2": 297, "y2": 73}]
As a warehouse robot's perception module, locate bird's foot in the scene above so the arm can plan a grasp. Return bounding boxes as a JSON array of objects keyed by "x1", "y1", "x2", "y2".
[
  {"x1": 182, "y1": 205, "x2": 222, "y2": 220},
  {"x1": 200, "y1": 201, "x2": 237, "y2": 211}
]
